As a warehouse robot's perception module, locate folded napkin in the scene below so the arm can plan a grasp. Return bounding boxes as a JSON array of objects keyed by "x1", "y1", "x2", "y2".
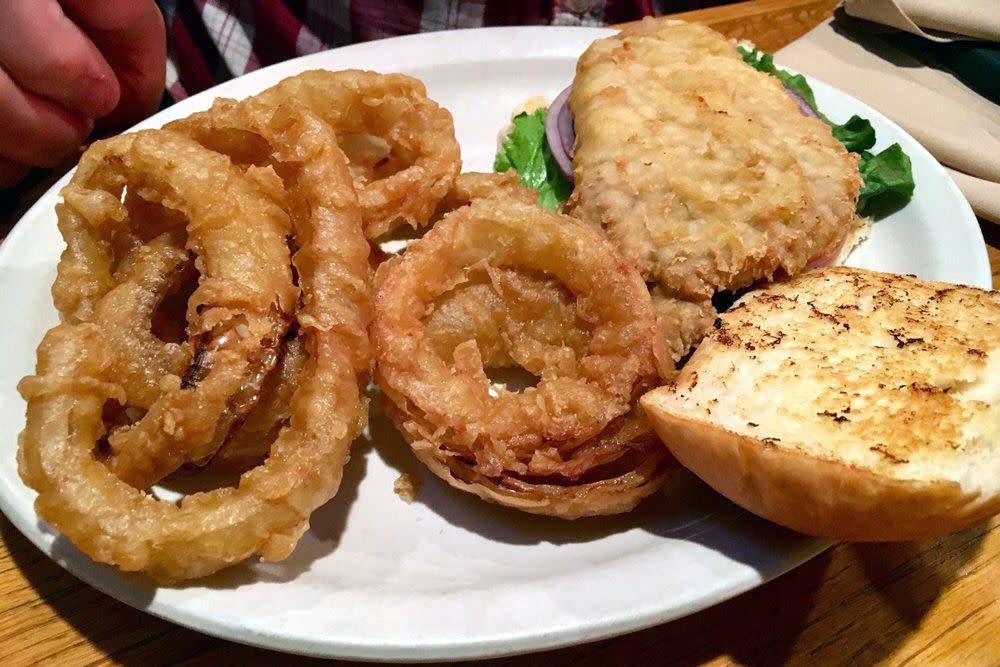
[
  {"x1": 843, "y1": 0, "x2": 1000, "y2": 41},
  {"x1": 777, "y1": 11, "x2": 1000, "y2": 222}
]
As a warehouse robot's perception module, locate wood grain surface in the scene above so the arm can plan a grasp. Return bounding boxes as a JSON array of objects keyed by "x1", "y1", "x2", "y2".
[
  {"x1": 670, "y1": 0, "x2": 842, "y2": 51},
  {"x1": 2, "y1": 1, "x2": 998, "y2": 665}
]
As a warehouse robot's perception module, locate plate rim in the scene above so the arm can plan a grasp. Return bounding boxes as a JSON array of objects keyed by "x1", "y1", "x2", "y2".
[{"x1": 0, "y1": 24, "x2": 989, "y2": 662}]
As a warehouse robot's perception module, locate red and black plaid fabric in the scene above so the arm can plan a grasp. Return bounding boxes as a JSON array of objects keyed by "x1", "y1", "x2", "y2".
[{"x1": 157, "y1": 0, "x2": 723, "y2": 100}]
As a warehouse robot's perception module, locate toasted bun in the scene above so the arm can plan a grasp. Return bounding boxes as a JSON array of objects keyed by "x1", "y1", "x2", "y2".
[{"x1": 641, "y1": 267, "x2": 1000, "y2": 541}]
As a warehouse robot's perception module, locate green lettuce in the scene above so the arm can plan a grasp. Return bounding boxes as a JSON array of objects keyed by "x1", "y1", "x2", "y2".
[
  {"x1": 494, "y1": 108, "x2": 572, "y2": 211},
  {"x1": 831, "y1": 115, "x2": 877, "y2": 153},
  {"x1": 857, "y1": 145, "x2": 915, "y2": 215},
  {"x1": 737, "y1": 46, "x2": 914, "y2": 215}
]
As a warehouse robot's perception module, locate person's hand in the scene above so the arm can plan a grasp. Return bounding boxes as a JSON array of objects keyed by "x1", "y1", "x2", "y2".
[{"x1": 0, "y1": 0, "x2": 166, "y2": 188}]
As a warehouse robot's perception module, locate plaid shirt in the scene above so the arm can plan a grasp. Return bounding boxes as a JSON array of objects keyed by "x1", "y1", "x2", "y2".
[{"x1": 157, "y1": 0, "x2": 723, "y2": 100}]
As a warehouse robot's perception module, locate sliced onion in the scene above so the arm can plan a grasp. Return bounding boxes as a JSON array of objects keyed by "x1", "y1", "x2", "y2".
[
  {"x1": 545, "y1": 85, "x2": 575, "y2": 184},
  {"x1": 807, "y1": 233, "x2": 849, "y2": 269},
  {"x1": 785, "y1": 86, "x2": 819, "y2": 119}
]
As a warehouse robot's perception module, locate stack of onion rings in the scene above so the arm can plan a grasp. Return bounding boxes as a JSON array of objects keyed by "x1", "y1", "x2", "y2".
[
  {"x1": 52, "y1": 130, "x2": 299, "y2": 489},
  {"x1": 374, "y1": 199, "x2": 673, "y2": 518},
  {"x1": 166, "y1": 95, "x2": 375, "y2": 471},
  {"x1": 18, "y1": 95, "x2": 372, "y2": 581}
]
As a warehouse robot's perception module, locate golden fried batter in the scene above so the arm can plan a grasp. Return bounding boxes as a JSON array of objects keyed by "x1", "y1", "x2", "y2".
[
  {"x1": 649, "y1": 286, "x2": 717, "y2": 369},
  {"x1": 570, "y1": 19, "x2": 863, "y2": 300}
]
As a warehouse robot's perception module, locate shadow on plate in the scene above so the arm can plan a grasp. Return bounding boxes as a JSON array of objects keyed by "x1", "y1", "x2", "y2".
[
  {"x1": 368, "y1": 399, "x2": 820, "y2": 578},
  {"x1": 186, "y1": 429, "x2": 373, "y2": 591},
  {"x1": 367, "y1": 402, "x2": 672, "y2": 546},
  {"x1": 10, "y1": 388, "x2": 988, "y2": 666},
  {"x1": 36, "y1": 417, "x2": 373, "y2": 593},
  {"x1": 5, "y1": 430, "x2": 991, "y2": 667}
]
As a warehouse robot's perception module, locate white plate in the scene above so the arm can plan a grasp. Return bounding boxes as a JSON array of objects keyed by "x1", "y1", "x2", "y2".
[{"x1": 0, "y1": 26, "x2": 989, "y2": 662}]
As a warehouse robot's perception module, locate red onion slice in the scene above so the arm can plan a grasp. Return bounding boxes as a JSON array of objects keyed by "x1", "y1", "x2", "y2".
[
  {"x1": 807, "y1": 233, "x2": 851, "y2": 269},
  {"x1": 784, "y1": 86, "x2": 819, "y2": 119},
  {"x1": 545, "y1": 85, "x2": 575, "y2": 184}
]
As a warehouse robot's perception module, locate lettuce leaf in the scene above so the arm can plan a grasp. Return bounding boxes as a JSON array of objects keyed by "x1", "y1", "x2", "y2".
[
  {"x1": 494, "y1": 109, "x2": 572, "y2": 211},
  {"x1": 831, "y1": 115, "x2": 876, "y2": 153},
  {"x1": 737, "y1": 46, "x2": 913, "y2": 216},
  {"x1": 857, "y1": 144, "x2": 915, "y2": 215}
]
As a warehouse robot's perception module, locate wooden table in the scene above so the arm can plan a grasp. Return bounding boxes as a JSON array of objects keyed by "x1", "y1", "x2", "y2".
[{"x1": 2, "y1": 1, "x2": 998, "y2": 665}]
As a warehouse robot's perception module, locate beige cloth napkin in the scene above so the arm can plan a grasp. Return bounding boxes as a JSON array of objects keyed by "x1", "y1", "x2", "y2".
[
  {"x1": 777, "y1": 15, "x2": 1000, "y2": 222},
  {"x1": 843, "y1": 0, "x2": 1000, "y2": 41}
]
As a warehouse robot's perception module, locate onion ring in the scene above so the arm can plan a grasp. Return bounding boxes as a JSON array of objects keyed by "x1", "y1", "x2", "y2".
[
  {"x1": 49, "y1": 131, "x2": 298, "y2": 489},
  {"x1": 374, "y1": 199, "x2": 671, "y2": 517},
  {"x1": 253, "y1": 70, "x2": 461, "y2": 239},
  {"x1": 166, "y1": 96, "x2": 373, "y2": 470},
  {"x1": 18, "y1": 111, "x2": 371, "y2": 580},
  {"x1": 371, "y1": 171, "x2": 536, "y2": 269},
  {"x1": 85, "y1": 235, "x2": 191, "y2": 409},
  {"x1": 392, "y1": 402, "x2": 669, "y2": 517},
  {"x1": 432, "y1": 171, "x2": 536, "y2": 218},
  {"x1": 420, "y1": 265, "x2": 591, "y2": 379},
  {"x1": 204, "y1": 333, "x2": 307, "y2": 472}
]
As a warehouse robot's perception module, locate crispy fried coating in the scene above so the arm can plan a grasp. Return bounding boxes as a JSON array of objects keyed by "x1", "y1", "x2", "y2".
[
  {"x1": 253, "y1": 70, "x2": 461, "y2": 239},
  {"x1": 650, "y1": 286, "x2": 717, "y2": 369},
  {"x1": 18, "y1": 99, "x2": 371, "y2": 582},
  {"x1": 52, "y1": 131, "x2": 298, "y2": 488},
  {"x1": 374, "y1": 199, "x2": 672, "y2": 518},
  {"x1": 167, "y1": 96, "x2": 374, "y2": 473},
  {"x1": 569, "y1": 19, "x2": 863, "y2": 300},
  {"x1": 432, "y1": 171, "x2": 537, "y2": 218}
]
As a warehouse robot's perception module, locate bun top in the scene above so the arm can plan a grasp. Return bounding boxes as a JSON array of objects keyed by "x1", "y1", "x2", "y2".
[{"x1": 654, "y1": 267, "x2": 1000, "y2": 497}]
